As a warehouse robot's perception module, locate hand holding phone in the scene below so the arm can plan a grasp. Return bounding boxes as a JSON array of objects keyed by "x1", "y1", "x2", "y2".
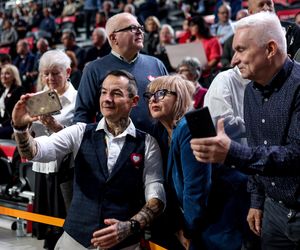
[
  {"x1": 185, "y1": 107, "x2": 216, "y2": 138},
  {"x1": 26, "y1": 90, "x2": 62, "y2": 116}
]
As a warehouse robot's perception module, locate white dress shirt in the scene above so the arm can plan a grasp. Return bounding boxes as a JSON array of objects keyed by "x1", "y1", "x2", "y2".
[
  {"x1": 204, "y1": 66, "x2": 250, "y2": 144},
  {"x1": 33, "y1": 118, "x2": 166, "y2": 204}
]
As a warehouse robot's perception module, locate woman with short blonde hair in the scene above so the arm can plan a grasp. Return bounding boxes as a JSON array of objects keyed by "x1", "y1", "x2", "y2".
[
  {"x1": 146, "y1": 75, "x2": 194, "y2": 126},
  {"x1": 144, "y1": 75, "x2": 211, "y2": 249}
]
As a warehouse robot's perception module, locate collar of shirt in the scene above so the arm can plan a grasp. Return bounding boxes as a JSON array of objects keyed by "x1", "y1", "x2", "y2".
[
  {"x1": 211, "y1": 20, "x2": 232, "y2": 29},
  {"x1": 59, "y1": 81, "x2": 76, "y2": 105},
  {"x1": 44, "y1": 82, "x2": 76, "y2": 106},
  {"x1": 96, "y1": 117, "x2": 136, "y2": 138},
  {"x1": 218, "y1": 20, "x2": 232, "y2": 27},
  {"x1": 111, "y1": 50, "x2": 139, "y2": 64},
  {"x1": 252, "y1": 57, "x2": 294, "y2": 96}
]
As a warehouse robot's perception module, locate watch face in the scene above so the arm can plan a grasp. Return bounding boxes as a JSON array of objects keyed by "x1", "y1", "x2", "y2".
[{"x1": 130, "y1": 219, "x2": 141, "y2": 234}]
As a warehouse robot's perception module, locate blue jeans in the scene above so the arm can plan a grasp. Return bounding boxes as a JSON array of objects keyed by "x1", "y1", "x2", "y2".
[{"x1": 262, "y1": 198, "x2": 300, "y2": 250}]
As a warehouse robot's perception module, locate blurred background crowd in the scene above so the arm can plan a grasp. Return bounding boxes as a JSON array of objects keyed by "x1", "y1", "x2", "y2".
[
  {"x1": 0, "y1": 0, "x2": 299, "y2": 249},
  {"x1": 0, "y1": 0, "x2": 298, "y2": 94}
]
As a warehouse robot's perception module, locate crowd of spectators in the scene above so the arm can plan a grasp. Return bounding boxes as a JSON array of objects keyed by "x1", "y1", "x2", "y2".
[
  {"x1": 0, "y1": 0, "x2": 298, "y2": 98},
  {"x1": 0, "y1": 0, "x2": 232, "y2": 126},
  {"x1": 0, "y1": 0, "x2": 300, "y2": 249}
]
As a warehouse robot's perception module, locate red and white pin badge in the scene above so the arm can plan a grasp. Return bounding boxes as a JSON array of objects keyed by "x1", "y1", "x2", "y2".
[
  {"x1": 130, "y1": 153, "x2": 143, "y2": 169},
  {"x1": 147, "y1": 75, "x2": 156, "y2": 81}
]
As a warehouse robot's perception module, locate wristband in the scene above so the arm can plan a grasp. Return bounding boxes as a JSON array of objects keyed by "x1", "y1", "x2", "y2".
[{"x1": 129, "y1": 219, "x2": 141, "y2": 234}]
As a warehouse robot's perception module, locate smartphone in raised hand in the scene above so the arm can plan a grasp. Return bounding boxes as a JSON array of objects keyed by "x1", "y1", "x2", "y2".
[
  {"x1": 26, "y1": 90, "x2": 62, "y2": 116},
  {"x1": 185, "y1": 107, "x2": 216, "y2": 138}
]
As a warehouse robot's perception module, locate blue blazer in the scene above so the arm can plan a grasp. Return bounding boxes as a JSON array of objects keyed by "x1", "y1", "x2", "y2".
[{"x1": 167, "y1": 118, "x2": 250, "y2": 250}]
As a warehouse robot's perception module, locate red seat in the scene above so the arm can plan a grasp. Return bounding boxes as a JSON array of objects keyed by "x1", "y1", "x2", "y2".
[
  {"x1": 288, "y1": 0, "x2": 299, "y2": 4},
  {"x1": 55, "y1": 17, "x2": 62, "y2": 25},
  {"x1": 24, "y1": 37, "x2": 35, "y2": 50},
  {"x1": 62, "y1": 15, "x2": 76, "y2": 23},
  {"x1": 277, "y1": 8, "x2": 300, "y2": 20},
  {"x1": 274, "y1": 0, "x2": 289, "y2": 6},
  {"x1": 0, "y1": 47, "x2": 10, "y2": 54},
  {"x1": 31, "y1": 27, "x2": 39, "y2": 32},
  {"x1": 242, "y1": 0, "x2": 248, "y2": 8},
  {"x1": 0, "y1": 140, "x2": 16, "y2": 161}
]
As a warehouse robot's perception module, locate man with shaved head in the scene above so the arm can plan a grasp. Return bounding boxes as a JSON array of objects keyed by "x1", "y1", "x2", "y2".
[{"x1": 74, "y1": 13, "x2": 168, "y2": 134}]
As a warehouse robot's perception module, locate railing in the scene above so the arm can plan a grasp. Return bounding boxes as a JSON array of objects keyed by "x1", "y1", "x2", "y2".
[{"x1": 0, "y1": 206, "x2": 167, "y2": 250}]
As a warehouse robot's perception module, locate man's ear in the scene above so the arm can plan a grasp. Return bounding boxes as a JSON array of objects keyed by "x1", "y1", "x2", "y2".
[
  {"x1": 131, "y1": 95, "x2": 139, "y2": 107},
  {"x1": 109, "y1": 33, "x2": 117, "y2": 45},
  {"x1": 266, "y1": 40, "x2": 277, "y2": 59}
]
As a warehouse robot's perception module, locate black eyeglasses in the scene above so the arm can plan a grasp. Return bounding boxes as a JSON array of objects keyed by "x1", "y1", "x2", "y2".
[
  {"x1": 113, "y1": 25, "x2": 144, "y2": 34},
  {"x1": 143, "y1": 89, "x2": 177, "y2": 103}
]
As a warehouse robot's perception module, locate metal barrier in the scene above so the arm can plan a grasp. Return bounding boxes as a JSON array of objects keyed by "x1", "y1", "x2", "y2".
[{"x1": 0, "y1": 206, "x2": 64, "y2": 227}]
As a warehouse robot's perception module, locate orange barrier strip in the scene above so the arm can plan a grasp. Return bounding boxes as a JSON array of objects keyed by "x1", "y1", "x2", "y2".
[
  {"x1": 0, "y1": 206, "x2": 167, "y2": 250},
  {"x1": 149, "y1": 241, "x2": 167, "y2": 250},
  {"x1": 0, "y1": 206, "x2": 64, "y2": 227}
]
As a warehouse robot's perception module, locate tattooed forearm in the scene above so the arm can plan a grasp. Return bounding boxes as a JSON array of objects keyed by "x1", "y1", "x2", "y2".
[
  {"x1": 116, "y1": 221, "x2": 131, "y2": 242},
  {"x1": 131, "y1": 198, "x2": 164, "y2": 228},
  {"x1": 15, "y1": 131, "x2": 37, "y2": 160}
]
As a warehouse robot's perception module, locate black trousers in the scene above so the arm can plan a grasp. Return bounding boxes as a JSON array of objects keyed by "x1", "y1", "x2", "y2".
[{"x1": 262, "y1": 198, "x2": 300, "y2": 250}]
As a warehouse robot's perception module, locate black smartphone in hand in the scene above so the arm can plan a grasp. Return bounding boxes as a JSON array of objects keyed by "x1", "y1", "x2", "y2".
[{"x1": 185, "y1": 107, "x2": 217, "y2": 138}]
